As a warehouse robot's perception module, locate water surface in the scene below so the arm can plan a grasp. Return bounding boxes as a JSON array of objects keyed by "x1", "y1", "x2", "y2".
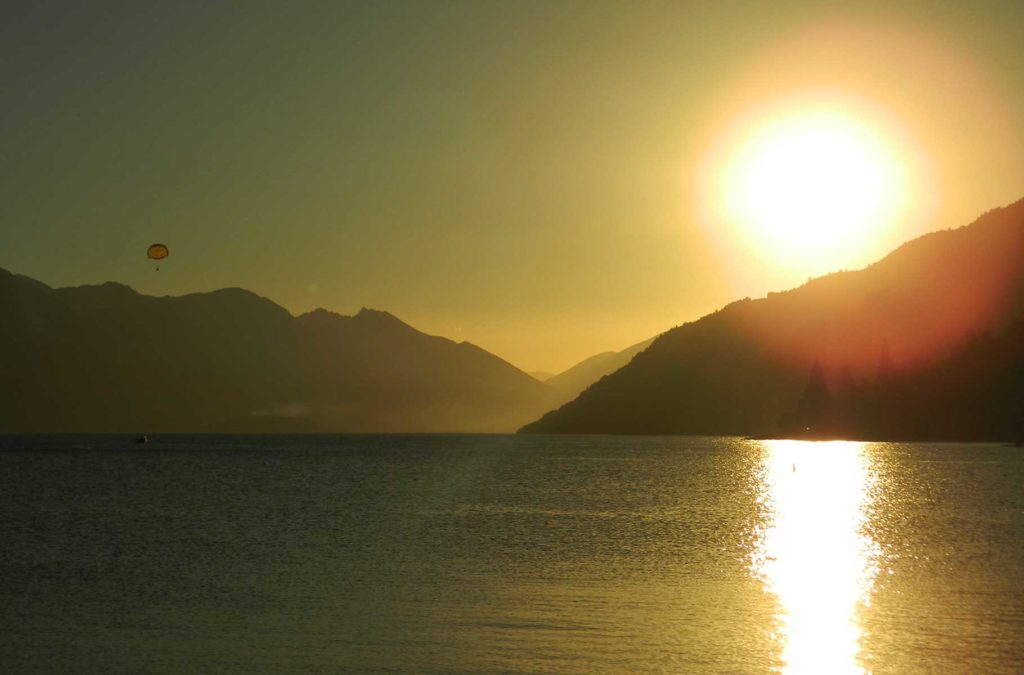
[{"x1": 0, "y1": 435, "x2": 1021, "y2": 672}]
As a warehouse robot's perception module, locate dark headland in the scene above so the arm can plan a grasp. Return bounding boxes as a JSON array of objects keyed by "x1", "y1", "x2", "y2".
[{"x1": 520, "y1": 197, "x2": 1024, "y2": 442}]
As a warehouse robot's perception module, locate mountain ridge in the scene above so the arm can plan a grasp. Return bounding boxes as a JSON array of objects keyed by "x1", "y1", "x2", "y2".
[
  {"x1": 521, "y1": 197, "x2": 1024, "y2": 439},
  {"x1": 0, "y1": 270, "x2": 555, "y2": 433},
  {"x1": 543, "y1": 336, "x2": 658, "y2": 404}
]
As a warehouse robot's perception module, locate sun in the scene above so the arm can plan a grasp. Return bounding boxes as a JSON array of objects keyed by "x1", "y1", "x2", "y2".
[{"x1": 719, "y1": 109, "x2": 906, "y2": 273}]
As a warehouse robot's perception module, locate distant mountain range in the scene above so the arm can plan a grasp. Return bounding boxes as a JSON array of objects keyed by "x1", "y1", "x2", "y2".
[
  {"x1": 542, "y1": 336, "x2": 656, "y2": 403},
  {"x1": 10, "y1": 198, "x2": 1020, "y2": 439},
  {"x1": 0, "y1": 267, "x2": 660, "y2": 433},
  {"x1": 522, "y1": 198, "x2": 1024, "y2": 441},
  {"x1": 0, "y1": 273, "x2": 545, "y2": 432}
]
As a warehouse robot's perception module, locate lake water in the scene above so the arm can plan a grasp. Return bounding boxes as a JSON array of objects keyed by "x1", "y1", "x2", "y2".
[{"x1": 1, "y1": 435, "x2": 1022, "y2": 673}]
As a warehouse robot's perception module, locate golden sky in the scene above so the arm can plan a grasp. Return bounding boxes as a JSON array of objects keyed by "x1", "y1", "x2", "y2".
[{"x1": 2, "y1": 1, "x2": 1022, "y2": 372}]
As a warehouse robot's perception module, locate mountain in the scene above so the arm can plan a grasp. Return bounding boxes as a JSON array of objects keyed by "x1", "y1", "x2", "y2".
[
  {"x1": 0, "y1": 270, "x2": 554, "y2": 433},
  {"x1": 521, "y1": 197, "x2": 1024, "y2": 440},
  {"x1": 543, "y1": 336, "x2": 657, "y2": 404},
  {"x1": 294, "y1": 307, "x2": 554, "y2": 431}
]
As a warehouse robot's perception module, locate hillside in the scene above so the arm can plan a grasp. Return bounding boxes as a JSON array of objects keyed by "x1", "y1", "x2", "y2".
[
  {"x1": 544, "y1": 336, "x2": 657, "y2": 404},
  {"x1": 0, "y1": 271, "x2": 554, "y2": 433},
  {"x1": 521, "y1": 197, "x2": 1024, "y2": 439}
]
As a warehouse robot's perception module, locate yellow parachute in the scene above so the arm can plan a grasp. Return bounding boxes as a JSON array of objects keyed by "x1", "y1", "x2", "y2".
[
  {"x1": 147, "y1": 243, "x2": 169, "y2": 270},
  {"x1": 147, "y1": 244, "x2": 169, "y2": 260}
]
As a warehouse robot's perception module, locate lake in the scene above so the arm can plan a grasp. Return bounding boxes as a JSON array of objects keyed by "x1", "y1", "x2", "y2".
[{"x1": 1, "y1": 435, "x2": 1022, "y2": 673}]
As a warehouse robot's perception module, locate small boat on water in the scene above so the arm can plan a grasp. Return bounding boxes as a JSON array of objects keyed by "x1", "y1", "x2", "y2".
[{"x1": 135, "y1": 434, "x2": 148, "y2": 444}]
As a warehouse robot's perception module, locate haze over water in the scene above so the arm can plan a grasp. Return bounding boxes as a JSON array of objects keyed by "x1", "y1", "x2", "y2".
[{"x1": 1, "y1": 435, "x2": 1022, "y2": 672}]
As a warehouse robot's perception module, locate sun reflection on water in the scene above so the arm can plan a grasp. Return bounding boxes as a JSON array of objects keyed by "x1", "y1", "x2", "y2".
[{"x1": 753, "y1": 440, "x2": 879, "y2": 674}]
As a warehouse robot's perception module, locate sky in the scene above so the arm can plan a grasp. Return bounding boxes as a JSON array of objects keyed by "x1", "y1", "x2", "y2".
[{"x1": 2, "y1": 0, "x2": 1023, "y2": 373}]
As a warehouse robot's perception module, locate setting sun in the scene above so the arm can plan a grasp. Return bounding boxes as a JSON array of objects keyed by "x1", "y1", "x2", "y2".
[{"x1": 718, "y1": 109, "x2": 907, "y2": 272}]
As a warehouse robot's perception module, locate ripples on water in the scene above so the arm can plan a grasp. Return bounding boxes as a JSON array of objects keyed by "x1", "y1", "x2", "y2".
[{"x1": 0, "y1": 435, "x2": 1022, "y2": 673}]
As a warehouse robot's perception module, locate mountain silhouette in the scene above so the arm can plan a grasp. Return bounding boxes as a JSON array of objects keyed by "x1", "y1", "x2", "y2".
[
  {"x1": 0, "y1": 271, "x2": 554, "y2": 433},
  {"x1": 543, "y1": 336, "x2": 657, "y2": 404},
  {"x1": 294, "y1": 307, "x2": 555, "y2": 431},
  {"x1": 521, "y1": 197, "x2": 1024, "y2": 440}
]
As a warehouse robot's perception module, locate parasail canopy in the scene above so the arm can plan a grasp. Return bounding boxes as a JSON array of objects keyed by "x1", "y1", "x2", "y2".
[{"x1": 147, "y1": 243, "x2": 169, "y2": 260}]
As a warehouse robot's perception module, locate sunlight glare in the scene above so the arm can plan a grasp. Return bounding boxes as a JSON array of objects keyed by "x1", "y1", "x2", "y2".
[
  {"x1": 753, "y1": 440, "x2": 879, "y2": 674},
  {"x1": 721, "y1": 110, "x2": 906, "y2": 272}
]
